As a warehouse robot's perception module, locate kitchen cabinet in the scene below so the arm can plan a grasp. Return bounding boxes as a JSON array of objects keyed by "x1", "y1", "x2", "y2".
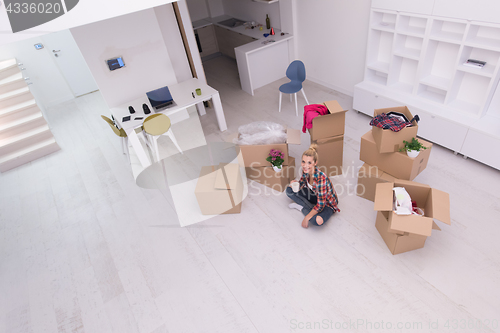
[
  {"x1": 214, "y1": 25, "x2": 257, "y2": 59},
  {"x1": 195, "y1": 25, "x2": 219, "y2": 58}
]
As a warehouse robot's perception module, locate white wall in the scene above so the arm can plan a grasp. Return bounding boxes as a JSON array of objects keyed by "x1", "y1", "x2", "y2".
[
  {"x1": 295, "y1": 0, "x2": 371, "y2": 96},
  {"x1": 70, "y1": 7, "x2": 178, "y2": 109},
  {"x1": 207, "y1": 0, "x2": 225, "y2": 18},
  {"x1": 221, "y1": 0, "x2": 281, "y2": 30},
  {"x1": 0, "y1": 0, "x2": 176, "y2": 46},
  {"x1": 0, "y1": 35, "x2": 74, "y2": 108},
  {"x1": 154, "y1": 5, "x2": 193, "y2": 83}
]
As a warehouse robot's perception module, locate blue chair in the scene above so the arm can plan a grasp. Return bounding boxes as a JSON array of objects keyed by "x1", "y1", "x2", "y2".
[{"x1": 278, "y1": 60, "x2": 310, "y2": 116}]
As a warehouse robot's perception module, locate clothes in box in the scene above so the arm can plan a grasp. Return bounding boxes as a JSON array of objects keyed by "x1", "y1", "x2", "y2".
[
  {"x1": 360, "y1": 130, "x2": 432, "y2": 180},
  {"x1": 195, "y1": 163, "x2": 244, "y2": 215},
  {"x1": 307, "y1": 100, "x2": 347, "y2": 141},
  {"x1": 356, "y1": 163, "x2": 396, "y2": 202},
  {"x1": 310, "y1": 134, "x2": 344, "y2": 177},
  {"x1": 374, "y1": 180, "x2": 450, "y2": 238},
  {"x1": 245, "y1": 157, "x2": 296, "y2": 192},
  {"x1": 372, "y1": 106, "x2": 419, "y2": 153}
]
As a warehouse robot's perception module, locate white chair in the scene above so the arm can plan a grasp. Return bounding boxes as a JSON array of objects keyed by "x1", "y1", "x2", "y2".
[{"x1": 142, "y1": 113, "x2": 183, "y2": 162}]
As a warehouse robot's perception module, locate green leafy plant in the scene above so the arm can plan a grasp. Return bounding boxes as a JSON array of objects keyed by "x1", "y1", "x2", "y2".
[
  {"x1": 400, "y1": 137, "x2": 427, "y2": 152},
  {"x1": 266, "y1": 149, "x2": 285, "y2": 168}
]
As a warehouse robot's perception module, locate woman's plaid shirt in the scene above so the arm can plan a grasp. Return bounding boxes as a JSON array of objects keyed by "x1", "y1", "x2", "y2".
[{"x1": 299, "y1": 166, "x2": 340, "y2": 213}]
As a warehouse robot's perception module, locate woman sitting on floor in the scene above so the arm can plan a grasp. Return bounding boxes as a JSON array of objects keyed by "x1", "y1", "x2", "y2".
[{"x1": 285, "y1": 144, "x2": 340, "y2": 228}]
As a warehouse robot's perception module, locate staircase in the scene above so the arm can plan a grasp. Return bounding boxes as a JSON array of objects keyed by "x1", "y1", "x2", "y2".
[{"x1": 0, "y1": 58, "x2": 60, "y2": 172}]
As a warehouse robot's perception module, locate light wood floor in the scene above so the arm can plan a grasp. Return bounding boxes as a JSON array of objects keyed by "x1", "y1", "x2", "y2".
[{"x1": 1, "y1": 55, "x2": 500, "y2": 333}]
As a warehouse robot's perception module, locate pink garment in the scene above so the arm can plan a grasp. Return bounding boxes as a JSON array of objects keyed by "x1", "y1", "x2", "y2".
[{"x1": 302, "y1": 104, "x2": 329, "y2": 133}]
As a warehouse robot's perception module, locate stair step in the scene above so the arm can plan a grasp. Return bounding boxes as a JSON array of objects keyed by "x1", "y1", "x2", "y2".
[
  {"x1": 0, "y1": 59, "x2": 17, "y2": 71},
  {"x1": 0, "y1": 86, "x2": 32, "y2": 109},
  {"x1": 0, "y1": 59, "x2": 21, "y2": 81},
  {"x1": 0, "y1": 73, "x2": 27, "y2": 95},
  {"x1": 0, "y1": 125, "x2": 50, "y2": 148},
  {"x1": 0, "y1": 86, "x2": 30, "y2": 101},
  {"x1": 0, "y1": 112, "x2": 44, "y2": 133},
  {"x1": 0, "y1": 99, "x2": 38, "y2": 118},
  {"x1": 0, "y1": 138, "x2": 60, "y2": 172}
]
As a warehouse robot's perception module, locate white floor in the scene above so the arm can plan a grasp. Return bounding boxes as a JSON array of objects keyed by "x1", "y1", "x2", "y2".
[{"x1": 1, "y1": 55, "x2": 500, "y2": 333}]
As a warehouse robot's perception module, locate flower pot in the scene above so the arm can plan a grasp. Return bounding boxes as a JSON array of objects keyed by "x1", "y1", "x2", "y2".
[
  {"x1": 406, "y1": 150, "x2": 420, "y2": 158},
  {"x1": 272, "y1": 165, "x2": 282, "y2": 172}
]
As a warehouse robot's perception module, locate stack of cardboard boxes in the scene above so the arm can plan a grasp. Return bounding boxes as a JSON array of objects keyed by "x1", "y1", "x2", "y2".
[
  {"x1": 307, "y1": 100, "x2": 348, "y2": 177},
  {"x1": 357, "y1": 106, "x2": 451, "y2": 255},
  {"x1": 357, "y1": 106, "x2": 433, "y2": 201}
]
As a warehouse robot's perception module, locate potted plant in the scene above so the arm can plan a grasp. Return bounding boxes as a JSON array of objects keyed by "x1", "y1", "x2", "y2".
[
  {"x1": 400, "y1": 137, "x2": 427, "y2": 158},
  {"x1": 266, "y1": 149, "x2": 285, "y2": 172}
]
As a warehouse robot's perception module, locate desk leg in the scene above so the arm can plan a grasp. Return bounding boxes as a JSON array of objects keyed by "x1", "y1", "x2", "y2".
[
  {"x1": 128, "y1": 130, "x2": 151, "y2": 167},
  {"x1": 211, "y1": 92, "x2": 227, "y2": 132},
  {"x1": 196, "y1": 102, "x2": 206, "y2": 116}
]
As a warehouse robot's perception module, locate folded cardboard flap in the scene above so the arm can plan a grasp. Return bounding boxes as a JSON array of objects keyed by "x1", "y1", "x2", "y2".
[
  {"x1": 373, "y1": 182, "x2": 394, "y2": 211},
  {"x1": 428, "y1": 188, "x2": 451, "y2": 225},
  {"x1": 286, "y1": 128, "x2": 302, "y2": 144},
  {"x1": 389, "y1": 214, "x2": 434, "y2": 237}
]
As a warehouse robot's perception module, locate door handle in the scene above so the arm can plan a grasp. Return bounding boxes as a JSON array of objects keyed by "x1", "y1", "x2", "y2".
[{"x1": 53, "y1": 50, "x2": 60, "y2": 53}]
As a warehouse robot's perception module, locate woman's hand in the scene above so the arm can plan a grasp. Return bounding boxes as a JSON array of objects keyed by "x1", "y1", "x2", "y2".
[{"x1": 301, "y1": 217, "x2": 309, "y2": 228}]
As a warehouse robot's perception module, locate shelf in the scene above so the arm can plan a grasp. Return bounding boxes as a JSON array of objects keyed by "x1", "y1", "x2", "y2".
[
  {"x1": 448, "y1": 71, "x2": 490, "y2": 115},
  {"x1": 366, "y1": 69, "x2": 388, "y2": 85},
  {"x1": 394, "y1": 34, "x2": 423, "y2": 60},
  {"x1": 367, "y1": 30, "x2": 394, "y2": 66},
  {"x1": 420, "y1": 75, "x2": 450, "y2": 91},
  {"x1": 388, "y1": 56, "x2": 418, "y2": 90},
  {"x1": 418, "y1": 84, "x2": 446, "y2": 104},
  {"x1": 430, "y1": 19, "x2": 466, "y2": 44},
  {"x1": 421, "y1": 40, "x2": 460, "y2": 84},
  {"x1": 367, "y1": 60, "x2": 390, "y2": 73},
  {"x1": 457, "y1": 64, "x2": 495, "y2": 78},
  {"x1": 397, "y1": 14, "x2": 427, "y2": 36},
  {"x1": 466, "y1": 24, "x2": 500, "y2": 51},
  {"x1": 371, "y1": 10, "x2": 396, "y2": 31}
]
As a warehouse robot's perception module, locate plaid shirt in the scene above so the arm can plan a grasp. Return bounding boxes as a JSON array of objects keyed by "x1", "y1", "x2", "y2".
[
  {"x1": 369, "y1": 113, "x2": 410, "y2": 132},
  {"x1": 299, "y1": 167, "x2": 340, "y2": 213}
]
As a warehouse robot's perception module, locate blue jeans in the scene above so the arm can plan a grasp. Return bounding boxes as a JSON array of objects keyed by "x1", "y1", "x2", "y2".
[{"x1": 285, "y1": 186, "x2": 334, "y2": 226}]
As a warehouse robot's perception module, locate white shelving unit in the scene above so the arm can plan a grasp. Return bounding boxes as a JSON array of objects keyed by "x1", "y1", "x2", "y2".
[{"x1": 354, "y1": 7, "x2": 500, "y2": 170}]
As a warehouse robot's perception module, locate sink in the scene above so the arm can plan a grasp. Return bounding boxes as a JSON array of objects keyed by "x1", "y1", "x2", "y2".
[{"x1": 218, "y1": 18, "x2": 246, "y2": 28}]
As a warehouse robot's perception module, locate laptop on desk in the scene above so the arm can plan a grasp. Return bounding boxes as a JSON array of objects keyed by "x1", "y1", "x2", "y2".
[{"x1": 146, "y1": 86, "x2": 175, "y2": 111}]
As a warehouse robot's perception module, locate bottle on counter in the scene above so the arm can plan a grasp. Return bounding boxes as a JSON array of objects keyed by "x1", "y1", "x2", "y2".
[{"x1": 266, "y1": 14, "x2": 270, "y2": 29}]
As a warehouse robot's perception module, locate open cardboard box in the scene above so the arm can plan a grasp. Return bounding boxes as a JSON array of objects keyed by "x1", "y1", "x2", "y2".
[
  {"x1": 356, "y1": 163, "x2": 396, "y2": 202},
  {"x1": 372, "y1": 106, "x2": 419, "y2": 153},
  {"x1": 374, "y1": 180, "x2": 450, "y2": 238},
  {"x1": 195, "y1": 163, "x2": 244, "y2": 215},
  {"x1": 246, "y1": 156, "x2": 296, "y2": 192},
  {"x1": 313, "y1": 134, "x2": 344, "y2": 177},
  {"x1": 360, "y1": 130, "x2": 432, "y2": 180},
  {"x1": 228, "y1": 128, "x2": 301, "y2": 168},
  {"x1": 307, "y1": 100, "x2": 347, "y2": 141},
  {"x1": 375, "y1": 211, "x2": 429, "y2": 255}
]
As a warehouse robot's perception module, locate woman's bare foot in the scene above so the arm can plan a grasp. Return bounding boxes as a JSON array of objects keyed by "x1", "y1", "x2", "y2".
[{"x1": 316, "y1": 216, "x2": 323, "y2": 225}]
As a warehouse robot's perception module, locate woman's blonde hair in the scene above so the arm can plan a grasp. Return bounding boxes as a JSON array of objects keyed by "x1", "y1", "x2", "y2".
[{"x1": 302, "y1": 143, "x2": 318, "y2": 163}]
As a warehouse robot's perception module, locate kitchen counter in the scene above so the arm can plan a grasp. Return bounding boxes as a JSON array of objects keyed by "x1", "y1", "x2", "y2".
[{"x1": 193, "y1": 15, "x2": 294, "y2": 96}]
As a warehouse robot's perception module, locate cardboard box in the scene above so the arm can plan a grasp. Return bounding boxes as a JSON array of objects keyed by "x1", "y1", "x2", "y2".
[
  {"x1": 374, "y1": 180, "x2": 450, "y2": 238},
  {"x1": 356, "y1": 163, "x2": 396, "y2": 202},
  {"x1": 235, "y1": 128, "x2": 301, "y2": 167},
  {"x1": 372, "y1": 106, "x2": 419, "y2": 153},
  {"x1": 246, "y1": 156, "x2": 296, "y2": 192},
  {"x1": 312, "y1": 135, "x2": 344, "y2": 177},
  {"x1": 360, "y1": 130, "x2": 432, "y2": 180},
  {"x1": 307, "y1": 100, "x2": 348, "y2": 141},
  {"x1": 375, "y1": 211, "x2": 428, "y2": 255},
  {"x1": 195, "y1": 163, "x2": 243, "y2": 215}
]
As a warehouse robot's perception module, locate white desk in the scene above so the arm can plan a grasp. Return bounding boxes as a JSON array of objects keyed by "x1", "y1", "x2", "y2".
[{"x1": 111, "y1": 78, "x2": 227, "y2": 167}]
